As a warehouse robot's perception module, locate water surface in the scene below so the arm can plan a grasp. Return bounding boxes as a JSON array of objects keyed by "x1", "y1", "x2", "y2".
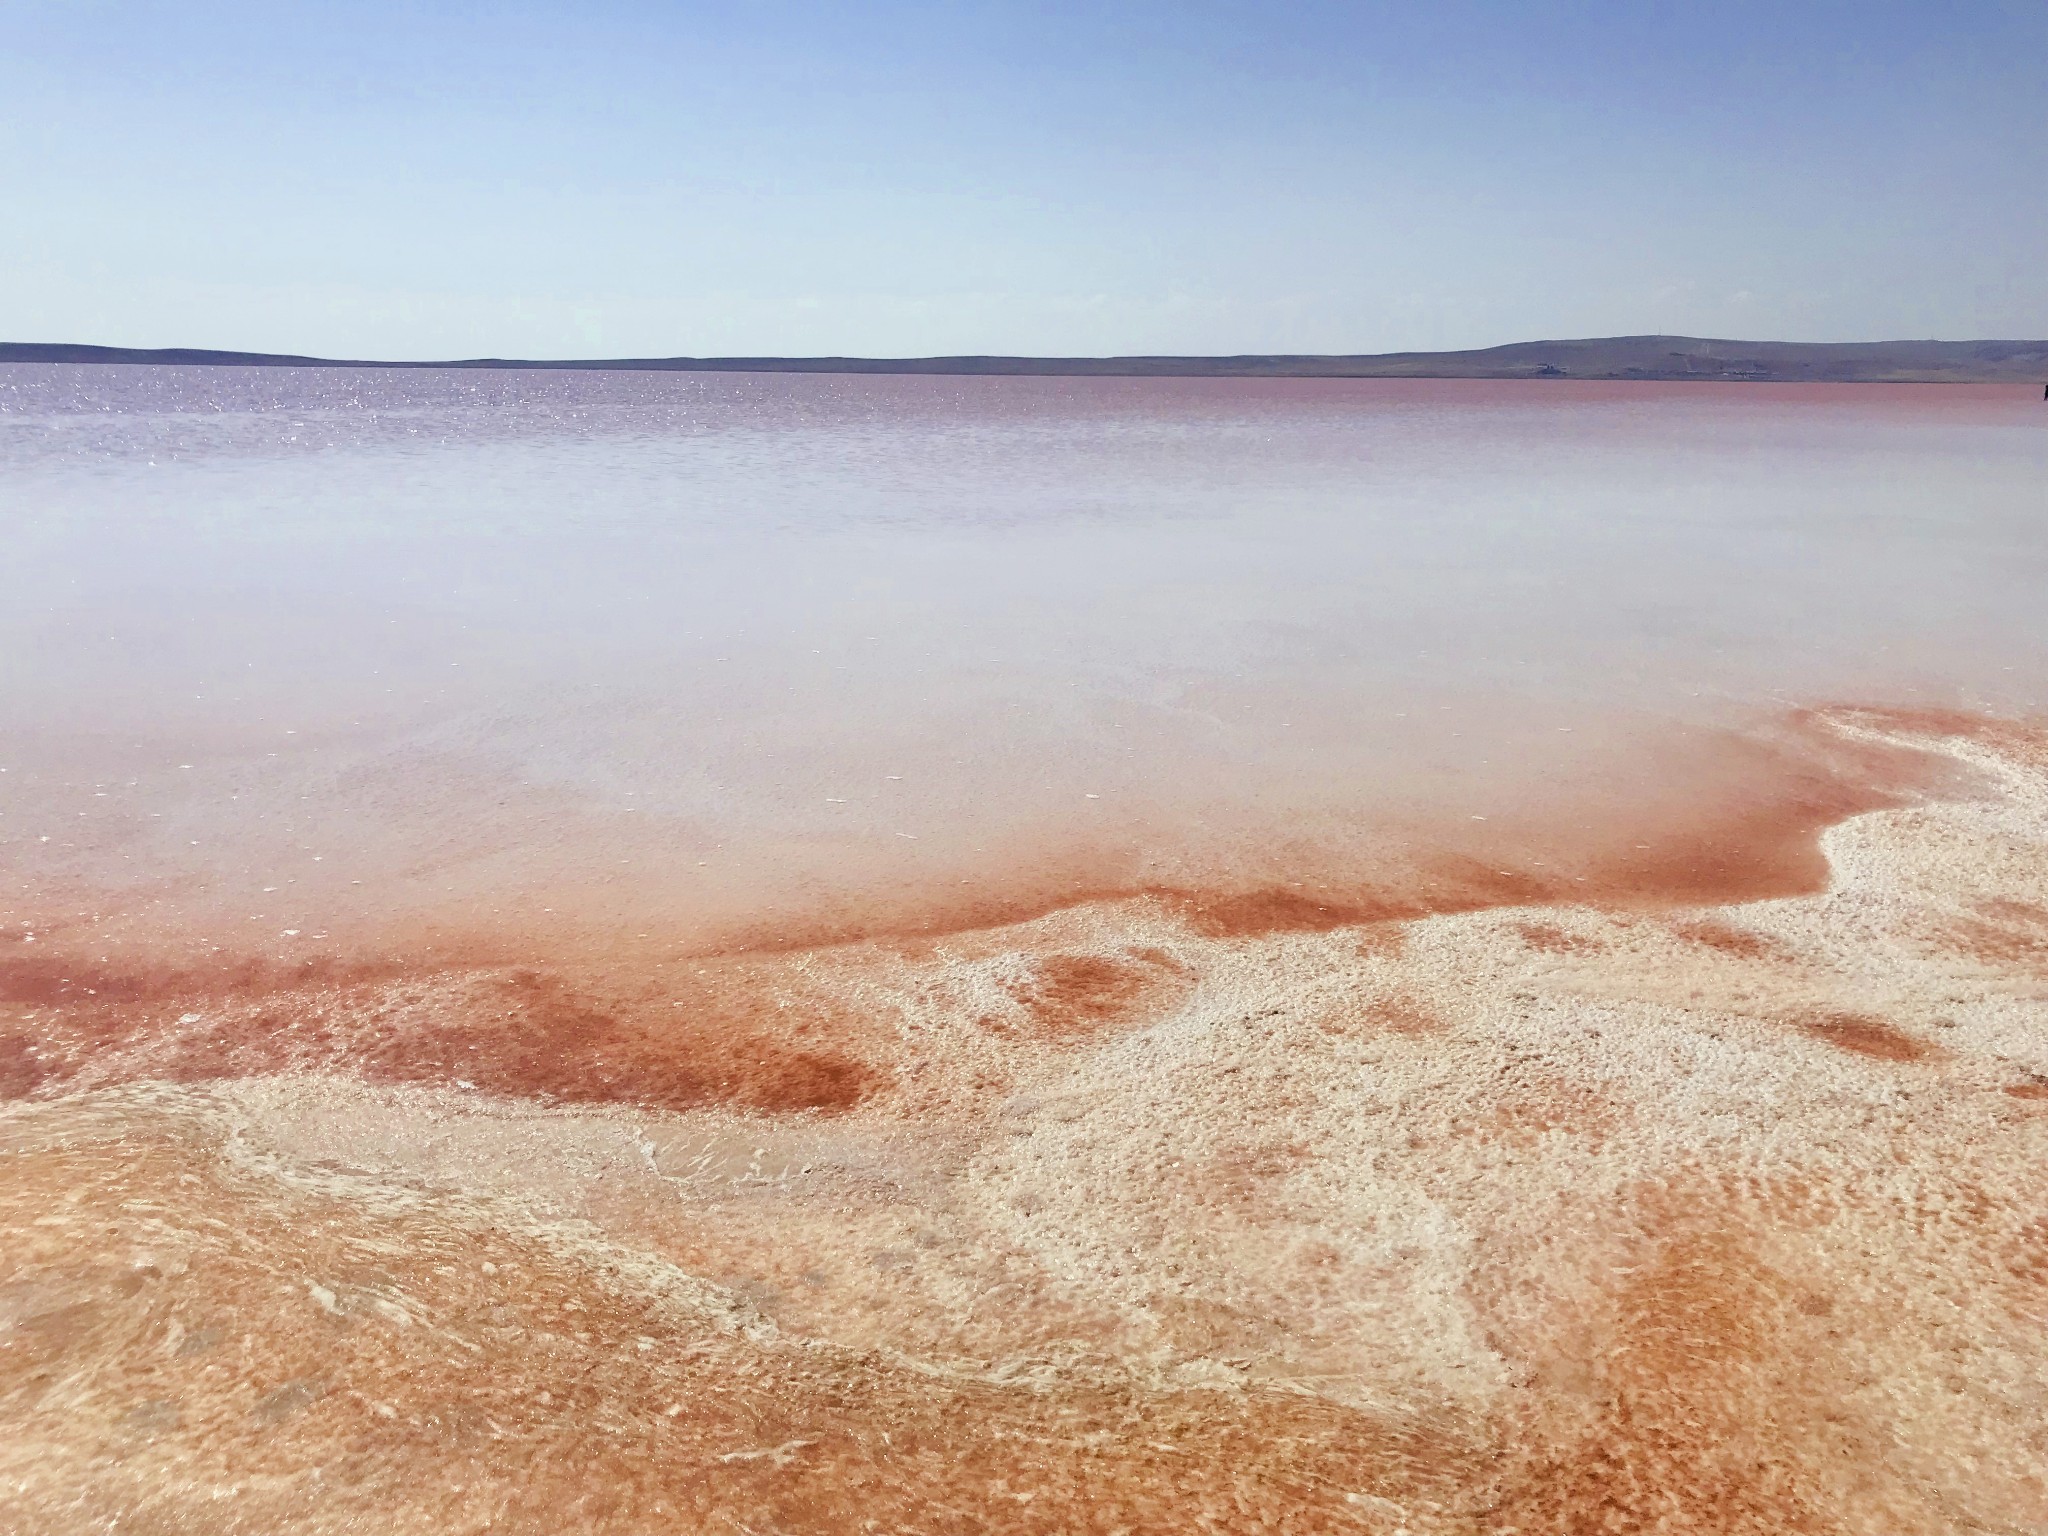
[{"x1": 4, "y1": 368, "x2": 2042, "y2": 946}]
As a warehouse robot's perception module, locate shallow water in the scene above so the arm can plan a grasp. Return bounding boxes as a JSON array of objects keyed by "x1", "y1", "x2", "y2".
[
  {"x1": 3, "y1": 367, "x2": 2047, "y2": 1533},
  {"x1": 2, "y1": 369, "x2": 2042, "y2": 942}
]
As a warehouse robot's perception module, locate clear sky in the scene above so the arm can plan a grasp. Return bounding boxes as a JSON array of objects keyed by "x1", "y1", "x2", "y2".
[{"x1": 3, "y1": 1, "x2": 2044, "y2": 358}]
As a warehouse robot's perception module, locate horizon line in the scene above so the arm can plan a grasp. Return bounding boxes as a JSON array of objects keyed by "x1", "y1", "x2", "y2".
[{"x1": 3, "y1": 333, "x2": 2045, "y2": 383}]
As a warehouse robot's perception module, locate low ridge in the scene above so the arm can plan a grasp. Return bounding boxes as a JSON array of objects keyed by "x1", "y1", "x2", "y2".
[{"x1": 4, "y1": 334, "x2": 2045, "y2": 382}]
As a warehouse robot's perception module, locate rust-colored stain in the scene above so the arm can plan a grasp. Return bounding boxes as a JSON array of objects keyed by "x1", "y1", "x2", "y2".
[
  {"x1": 2007, "y1": 1218, "x2": 2048, "y2": 1290},
  {"x1": 1374, "y1": 994, "x2": 1445, "y2": 1035},
  {"x1": 1513, "y1": 921, "x2": 1605, "y2": 956},
  {"x1": 1671, "y1": 917, "x2": 1789, "y2": 961},
  {"x1": 1942, "y1": 899, "x2": 2048, "y2": 971},
  {"x1": 1792, "y1": 1010, "x2": 1932, "y2": 1063},
  {"x1": 1485, "y1": 1195, "x2": 1838, "y2": 1536},
  {"x1": 0, "y1": 953, "x2": 884, "y2": 1115},
  {"x1": 1488, "y1": 1072, "x2": 1623, "y2": 1145},
  {"x1": 0, "y1": 1033, "x2": 49, "y2": 1099},
  {"x1": 1168, "y1": 884, "x2": 1425, "y2": 938},
  {"x1": 999, "y1": 952, "x2": 1176, "y2": 1040}
]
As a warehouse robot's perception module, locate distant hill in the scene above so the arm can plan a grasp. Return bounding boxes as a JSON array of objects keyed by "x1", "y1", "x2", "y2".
[{"x1": 3, "y1": 335, "x2": 2044, "y2": 382}]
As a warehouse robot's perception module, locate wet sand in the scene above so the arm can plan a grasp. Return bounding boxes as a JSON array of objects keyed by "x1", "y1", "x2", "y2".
[{"x1": 3, "y1": 370, "x2": 2047, "y2": 1532}]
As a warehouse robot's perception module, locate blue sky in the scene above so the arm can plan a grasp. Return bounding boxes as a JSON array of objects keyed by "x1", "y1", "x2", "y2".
[{"x1": 3, "y1": 1, "x2": 2043, "y2": 356}]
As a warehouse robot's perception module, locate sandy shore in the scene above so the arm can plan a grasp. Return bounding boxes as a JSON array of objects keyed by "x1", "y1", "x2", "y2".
[{"x1": 3, "y1": 705, "x2": 2045, "y2": 1533}]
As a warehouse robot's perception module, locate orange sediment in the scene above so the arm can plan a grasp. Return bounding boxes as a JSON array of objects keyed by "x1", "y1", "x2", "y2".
[{"x1": 3, "y1": 704, "x2": 2048, "y2": 1533}]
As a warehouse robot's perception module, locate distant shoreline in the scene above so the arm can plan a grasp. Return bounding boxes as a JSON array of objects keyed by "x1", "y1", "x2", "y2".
[{"x1": 2, "y1": 334, "x2": 2044, "y2": 383}]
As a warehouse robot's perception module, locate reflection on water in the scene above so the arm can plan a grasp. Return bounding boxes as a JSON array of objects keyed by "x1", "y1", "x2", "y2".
[{"x1": 1, "y1": 368, "x2": 2042, "y2": 943}]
